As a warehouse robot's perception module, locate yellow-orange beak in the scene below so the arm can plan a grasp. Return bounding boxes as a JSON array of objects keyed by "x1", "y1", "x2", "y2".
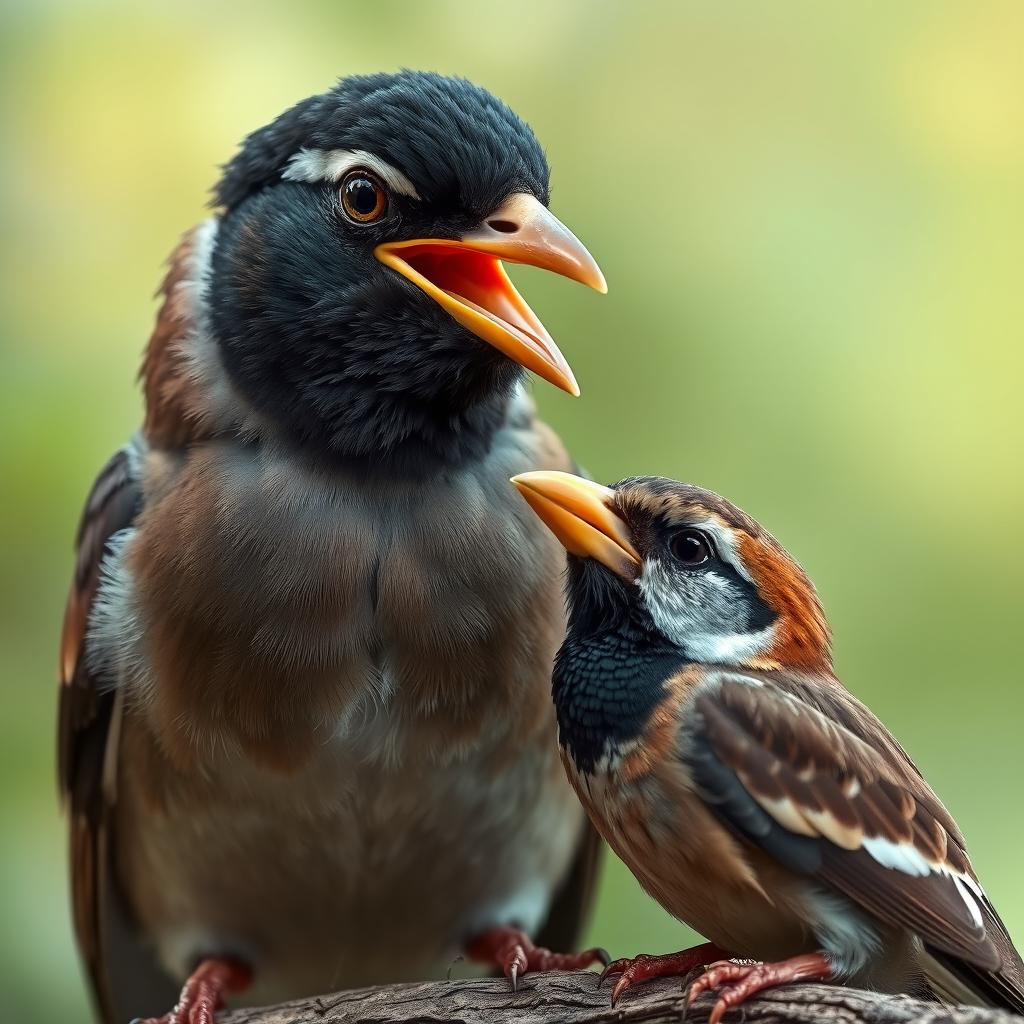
[
  {"x1": 375, "y1": 194, "x2": 605, "y2": 396},
  {"x1": 511, "y1": 471, "x2": 640, "y2": 581}
]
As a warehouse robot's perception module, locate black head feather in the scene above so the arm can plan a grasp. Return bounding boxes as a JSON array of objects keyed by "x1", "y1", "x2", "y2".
[
  {"x1": 215, "y1": 71, "x2": 549, "y2": 215},
  {"x1": 205, "y1": 71, "x2": 554, "y2": 475}
]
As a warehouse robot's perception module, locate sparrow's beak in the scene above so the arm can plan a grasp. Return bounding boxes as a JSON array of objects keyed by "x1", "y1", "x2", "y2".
[
  {"x1": 511, "y1": 471, "x2": 640, "y2": 581},
  {"x1": 375, "y1": 194, "x2": 606, "y2": 396}
]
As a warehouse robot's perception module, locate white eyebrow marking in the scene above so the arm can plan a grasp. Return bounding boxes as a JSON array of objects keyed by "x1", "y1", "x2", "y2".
[
  {"x1": 282, "y1": 148, "x2": 420, "y2": 199},
  {"x1": 688, "y1": 519, "x2": 754, "y2": 582}
]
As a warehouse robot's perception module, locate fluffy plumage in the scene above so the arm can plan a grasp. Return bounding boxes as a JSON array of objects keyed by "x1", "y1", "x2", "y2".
[
  {"x1": 512, "y1": 471, "x2": 1024, "y2": 1015},
  {"x1": 208, "y1": 73, "x2": 554, "y2": 472},
  {"x1": 60, "y1": 72, "x2": 605, "y2": 1023}
]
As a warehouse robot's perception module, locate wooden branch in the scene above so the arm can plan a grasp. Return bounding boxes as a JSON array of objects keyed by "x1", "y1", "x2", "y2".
[{"x1": 221, "y1": 971, "x2": 1022, "y2": 1024}]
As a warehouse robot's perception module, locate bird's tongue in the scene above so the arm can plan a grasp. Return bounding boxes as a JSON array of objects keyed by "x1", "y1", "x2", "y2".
[{"x1": 410, "y1": 249, "x2": 560, "y2": 362}]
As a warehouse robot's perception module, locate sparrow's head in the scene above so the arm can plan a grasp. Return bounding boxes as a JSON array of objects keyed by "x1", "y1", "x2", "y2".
[
  {"x1": 206, "y1": 71, "x2": 604, "y2": 469},
  {"x1": 512, "y1": 472, "x2": 832, "y2": 672}
]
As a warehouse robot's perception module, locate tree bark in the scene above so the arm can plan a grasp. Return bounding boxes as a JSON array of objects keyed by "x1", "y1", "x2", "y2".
[{"x1": 220, "y1": 972, "x2": 1021, "y2": 1024}]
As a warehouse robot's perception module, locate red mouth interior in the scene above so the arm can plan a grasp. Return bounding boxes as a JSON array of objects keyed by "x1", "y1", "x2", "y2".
[{"x1": 400, "y1": 245, "x2": 552, "y2": 353}]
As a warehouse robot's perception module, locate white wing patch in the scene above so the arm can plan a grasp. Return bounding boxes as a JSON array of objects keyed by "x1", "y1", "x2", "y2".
[
  {"x1": 750, "y1": 794, "x2": 988, "y2": 932},
  {"x1": 862, "y1": 834, "x2": 932, "y2": 876},
  {"x1": 282, "y1": 148, "x2": 421, "y2": 199},
  {"x1": 858, "y1": 836, "x2": 986, "y2": 929}
]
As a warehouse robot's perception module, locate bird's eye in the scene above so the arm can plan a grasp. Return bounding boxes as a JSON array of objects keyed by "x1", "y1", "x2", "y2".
[
  {"x1": 669, "y1": 529, "x2": 713, "y2": 567},
  {"x1": 340, "y1": 170, "x2": 388, "y2": 223}
]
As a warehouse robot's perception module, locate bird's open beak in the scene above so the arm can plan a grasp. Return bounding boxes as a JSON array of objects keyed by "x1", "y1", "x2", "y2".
[
  {"x1": 511, "y1": 471, "x2": 640, "y2": 580},
  {"x1": 375, "y1": 194, "x2": 605, "y2": 396}
]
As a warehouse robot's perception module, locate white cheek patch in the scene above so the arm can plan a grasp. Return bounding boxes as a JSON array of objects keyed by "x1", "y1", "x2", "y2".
[
  {"x1": 282, "y1": 148, "x2": 421, "y2": 199},
  {"x1": 639, "y1": 557, "x2": 776, "y2": 664}
]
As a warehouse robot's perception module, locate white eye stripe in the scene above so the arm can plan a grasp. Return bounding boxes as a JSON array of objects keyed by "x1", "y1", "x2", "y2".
[
  {"x1": 282, "y1": 148, "x2": 421, "y2": 200},
  {"x1": 686, "y1": 519, "x2": 753, "y2": 582}
]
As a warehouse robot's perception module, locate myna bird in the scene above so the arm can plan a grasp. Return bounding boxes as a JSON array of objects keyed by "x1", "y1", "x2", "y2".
[
  {"x1": 59, "y1": 71, "x2": 608, "y2": 1024},
  {"x1": 511, "y1": 471, "x2": 1024, "y2": 1020}
]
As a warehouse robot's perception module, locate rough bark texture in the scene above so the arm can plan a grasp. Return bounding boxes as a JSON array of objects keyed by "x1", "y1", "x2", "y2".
[{"x1": 220, "y1": 972, "x2": 1021, "y2": 1024}]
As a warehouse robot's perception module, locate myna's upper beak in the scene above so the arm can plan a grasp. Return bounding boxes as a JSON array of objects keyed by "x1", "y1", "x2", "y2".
[
  {"x1": 375, "y1": 194, "x2": 605, "y2": 396},
  {"x1": 511, "y1": 471, "x2": 640, "y2": 581}
]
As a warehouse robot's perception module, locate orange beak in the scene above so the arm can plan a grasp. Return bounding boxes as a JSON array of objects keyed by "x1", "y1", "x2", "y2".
[
  {"x1": 375, "y1": 193, "x2": 606, "y2": 396},
  {"x1": 511, "y1": 471, "x2": 640, "y2": 581}
]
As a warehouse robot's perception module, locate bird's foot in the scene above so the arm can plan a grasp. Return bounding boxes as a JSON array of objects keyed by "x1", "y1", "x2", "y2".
[
  {"x1": 132, "y1": 957, "x2": 251, "y2": 1024},
  {"x1": 686, "y1": 952, "x2": 832, "y2": 1024},
  {"x1": 467, "y1": 926, "x2": 609, "y2": 991},
  {"x1": 597, "y1": 942, "x2": 731, "y2": 1006}
]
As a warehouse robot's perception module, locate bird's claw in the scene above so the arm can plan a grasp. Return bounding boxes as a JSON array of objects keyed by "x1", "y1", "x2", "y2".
[
  {"x1": 686, "y1": 954, "x2": 832, "y2": 1024},
  {"x1": 598, "y1": 954, "x2": 638, "y2": 988},
  {"x1": 131, "y1": 957, "x2": 251, "y2": 1024},
  {"x1": 467, "y1": 926, "x2": 608, "y2": 992},
  {"x1": 594, "y1": 943, "x2": 732, "y2": 1007}
]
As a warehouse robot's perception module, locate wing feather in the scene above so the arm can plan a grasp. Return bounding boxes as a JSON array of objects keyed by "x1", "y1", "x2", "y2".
[
  {"x1": 685, "y1": 670, "x2": 1024, "y2": 1011},
  {"x1": 58, "y1": 440, "x2": 144, "y2": 1023}
]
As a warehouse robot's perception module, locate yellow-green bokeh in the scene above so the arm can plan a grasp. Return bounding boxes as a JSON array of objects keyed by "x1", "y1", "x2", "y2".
[{"x1": 1, "y1": 2, "x2": 1022, "y2": 1020}]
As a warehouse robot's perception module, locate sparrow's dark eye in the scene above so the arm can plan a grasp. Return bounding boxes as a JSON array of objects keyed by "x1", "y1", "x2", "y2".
[
  {"x1": 669, "y1": 529, "x2": 712, "y2": 567},
  {"x1": 340, "y1": 171, "x2": 387, "y2": 223}
]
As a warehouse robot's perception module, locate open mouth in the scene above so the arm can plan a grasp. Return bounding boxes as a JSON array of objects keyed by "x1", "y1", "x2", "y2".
[
  {"x1": 376, "y1": 241, "x2": 578, "y2": 393},
  {"x1": 375, "y1": 193, "x2": 605, "y2": 396}
]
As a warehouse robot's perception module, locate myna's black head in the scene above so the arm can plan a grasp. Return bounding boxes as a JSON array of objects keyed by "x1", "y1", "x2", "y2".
[
  {"x1": 206, "y1": 72, "x2": 604, "y2": 473},
  {"x1": 512, "y1": 472, "x2": 832, "y2": 672}
]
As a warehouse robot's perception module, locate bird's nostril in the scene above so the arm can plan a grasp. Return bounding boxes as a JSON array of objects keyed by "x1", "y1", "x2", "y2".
[{"x1": 487, "y1": 219, "x2": 518, "y2": 234}]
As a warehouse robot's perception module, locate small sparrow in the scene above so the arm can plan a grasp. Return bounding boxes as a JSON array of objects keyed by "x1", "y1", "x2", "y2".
[
  {"x1": 511, "y1": 470, "x2": 1024, "y2": 1021},
  {"x1": 59, "y1": 72, "x2": 609, "y2": 1024}
]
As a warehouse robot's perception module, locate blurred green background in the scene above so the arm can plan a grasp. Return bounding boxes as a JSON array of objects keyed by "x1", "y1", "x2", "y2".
[{"x1": 2, "y1": 1, "x2": 1022, "y2": 1020}]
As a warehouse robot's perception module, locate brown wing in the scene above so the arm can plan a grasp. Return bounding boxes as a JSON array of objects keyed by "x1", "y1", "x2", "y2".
[
  {"x1": 59, "y1": 441, "x2": 144, "y2": 1023},
  {"x1": 684, "y1": 670, "x2": 1024, "y2": 1011}
]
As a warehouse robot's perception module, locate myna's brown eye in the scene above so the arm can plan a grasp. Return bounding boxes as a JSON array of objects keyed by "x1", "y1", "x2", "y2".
[
  {"x1": 670, "y1": 529, "x2": 712, "y2": 567},
  {"x1": 340, "y1": 171, "x2": 387, "y2": 223}
]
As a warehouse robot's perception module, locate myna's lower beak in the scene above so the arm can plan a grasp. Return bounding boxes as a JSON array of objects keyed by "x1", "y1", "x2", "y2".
[
  {"x1": 511, "y1": 471, "x2": 640, "y2": 581},
  {"x1": 375, "y1": 194, "x2": 605, "y2": 396}
]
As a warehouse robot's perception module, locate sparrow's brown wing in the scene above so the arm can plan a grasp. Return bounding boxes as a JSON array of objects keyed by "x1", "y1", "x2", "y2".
[
  {"x1": 684, "y1": 670, "x2": 1024, "y2": 1012},
  {"x1": 59, "y1": 440, "x2": 152, "y2": 1023}
]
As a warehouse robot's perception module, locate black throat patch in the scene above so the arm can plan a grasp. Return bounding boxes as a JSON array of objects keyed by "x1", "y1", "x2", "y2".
[{"x1": 552, "y1": 625, "x2": 686, "y2": 776}]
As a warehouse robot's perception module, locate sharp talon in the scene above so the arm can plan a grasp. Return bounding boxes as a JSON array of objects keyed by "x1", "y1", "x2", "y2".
[
  {"x1": 593, "y1": 946, "x2": 611, "y2": 967},
  {"x1": 509, "y1": 962, "x2": 519, "y2": 992},
  {"x1": 598, "y1": 957, "x2": 627, "y2": 987},
  {"x1": 610, "y1": 976, "x2": 629, "y2": 1007}
]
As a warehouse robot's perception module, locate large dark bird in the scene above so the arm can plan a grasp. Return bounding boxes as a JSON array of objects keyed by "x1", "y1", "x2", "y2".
[
  {"x1": 512, "y1": 470, "x2": 1024, "y2": 1021},
  {"x1": 59, "y1": 72, "x2": 608, "y2": 1024}
]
